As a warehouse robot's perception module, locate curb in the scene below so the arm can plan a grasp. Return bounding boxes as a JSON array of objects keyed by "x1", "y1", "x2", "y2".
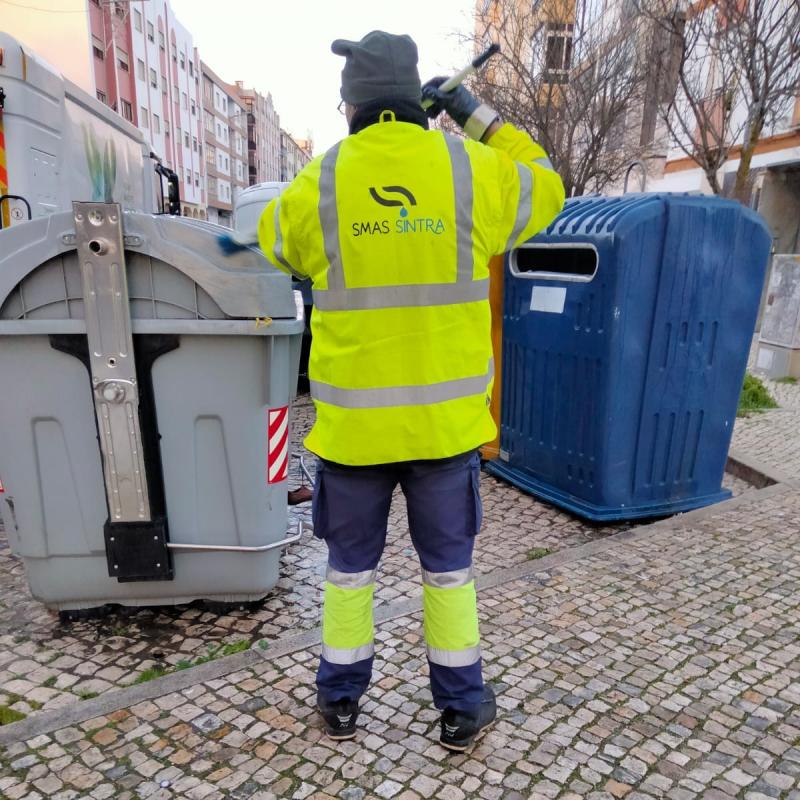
[
  {"x1": 0, "y1": 474, "x2": 792, "y2": 746},
  {"x1": 726, "y1": 448, "x2": 793, "y2": 488}
]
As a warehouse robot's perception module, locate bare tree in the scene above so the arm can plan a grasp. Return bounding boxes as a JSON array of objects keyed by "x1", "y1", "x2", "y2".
[
  {"x1": 639, "y1": 0, "x2": 800, "y2": 199},
  {"x1": 468, "y1": 0, "x2": 650, "y2": 196}
]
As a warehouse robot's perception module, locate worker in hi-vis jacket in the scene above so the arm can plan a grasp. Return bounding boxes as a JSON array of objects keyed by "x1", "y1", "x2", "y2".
[{"x1": 257, "y1": 30, "x2": 564, "y2": 751}]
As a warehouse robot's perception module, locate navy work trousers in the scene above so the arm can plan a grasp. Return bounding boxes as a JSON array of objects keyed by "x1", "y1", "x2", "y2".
[{"x1": 312, "y1": 450, "x2": 485, "y2": 712}]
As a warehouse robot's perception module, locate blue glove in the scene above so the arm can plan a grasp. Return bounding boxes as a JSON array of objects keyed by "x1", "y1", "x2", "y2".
[
  {"x1": 218, "y1": 230, "x2": 257, "y2": 255},
  {"x1": 421, "y1": 77, "x2": 481, "y2": 128}
]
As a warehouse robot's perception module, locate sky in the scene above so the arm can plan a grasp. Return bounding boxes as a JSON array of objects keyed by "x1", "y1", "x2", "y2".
[{"x1": 168, "y1": 0, "x2": 477, "y2": 154}]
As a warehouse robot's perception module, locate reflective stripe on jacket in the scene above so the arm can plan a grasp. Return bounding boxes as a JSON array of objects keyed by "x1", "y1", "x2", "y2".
[{"x1": 258, "y1": 117, "x2": 565, "y2": 465}]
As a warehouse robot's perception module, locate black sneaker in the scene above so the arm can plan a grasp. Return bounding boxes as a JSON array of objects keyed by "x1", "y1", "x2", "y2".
[
  {"x1": 440, "y1": 685, "x2": 496, "y2": 752},
  {"x1": 316, "y1": 694, "x2": 359, "y2": 740}
]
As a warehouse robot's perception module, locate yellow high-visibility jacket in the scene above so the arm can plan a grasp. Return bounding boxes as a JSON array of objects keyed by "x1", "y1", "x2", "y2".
[{"x1": 258, "y1": 115, "x2": 565, "y2": 465}]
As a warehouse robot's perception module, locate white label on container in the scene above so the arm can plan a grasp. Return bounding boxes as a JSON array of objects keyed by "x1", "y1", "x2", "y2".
[
  {"x1": 531, "y1": 286, "x2": 566, "y2": 314},
  {"x1": 756, "y1": 347, "x2": 774, "y2": 369}
]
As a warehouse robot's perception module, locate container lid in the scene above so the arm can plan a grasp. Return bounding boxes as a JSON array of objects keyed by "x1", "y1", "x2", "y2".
[
  {"x1": 537, "y1": 192, "x2": 767, "y2": 239},
  {"x1": 0, "y1": 211, "x2": 297, "y2": 320}
]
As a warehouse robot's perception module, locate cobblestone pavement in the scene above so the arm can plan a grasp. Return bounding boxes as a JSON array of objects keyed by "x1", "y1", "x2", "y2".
[
  {"x1": 732, "y1": 375, "x2": 800, "y2": 479},
  {"x1": 1, "y1": 485, "x2": 798, "y2": 799}
]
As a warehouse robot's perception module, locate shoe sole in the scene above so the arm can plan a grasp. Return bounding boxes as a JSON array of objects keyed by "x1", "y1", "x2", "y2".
[
  {"x1": 440, "y1": 718, "x2": 495, "y2": 752},
  {"x1": 325, "y1": 729, "x2": 357, "y2": 741}
]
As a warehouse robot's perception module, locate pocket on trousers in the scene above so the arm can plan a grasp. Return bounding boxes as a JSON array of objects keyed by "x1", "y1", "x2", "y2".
[
  {"x1": 470, "y1": 453, "x2": 483, "y2": 536},
  {"x1": 311, "y1": 462, "x2": 328, "y2": 539}
]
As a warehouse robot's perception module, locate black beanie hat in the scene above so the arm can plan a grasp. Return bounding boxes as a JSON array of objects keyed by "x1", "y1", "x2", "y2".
[{"x1": 331, "y1": 30, "x2": 422, "y2": 107}]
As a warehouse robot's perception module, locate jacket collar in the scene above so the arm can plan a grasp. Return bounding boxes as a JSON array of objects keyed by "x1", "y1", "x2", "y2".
[{"x1": 349, "y1": 97, "x2": 429, "y2": 136}]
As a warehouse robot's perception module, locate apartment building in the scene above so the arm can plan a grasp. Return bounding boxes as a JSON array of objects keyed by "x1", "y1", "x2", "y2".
[
  {"x1": 86, "y1": 1, "x2": 206, "y2": 216},
  {"x1": 201, "y1": 63, "x2": 249, "y2": 227},
  {"x1": 128, "y1": 1, "x2": 205, "y2": 216},
  {"x1": 235, "y1": 84, "x2": 282, "y2": 184},
  {"x1": 279, "y1": 130, "x2": 313, "y2": 181}
]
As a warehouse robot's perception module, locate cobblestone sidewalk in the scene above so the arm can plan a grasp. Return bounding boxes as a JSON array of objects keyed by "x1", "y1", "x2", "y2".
[
  {"x1": 1, "y1": 483, "x2": 798, "y2": 800},
  {"x1": 732, "y1": 376, "x2": 800, "y2": 479}
]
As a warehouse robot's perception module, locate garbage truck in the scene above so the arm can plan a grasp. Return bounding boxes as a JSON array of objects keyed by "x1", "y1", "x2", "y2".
[{"x1": 0, "y1": 31, "x2": 179, "y2": 229}]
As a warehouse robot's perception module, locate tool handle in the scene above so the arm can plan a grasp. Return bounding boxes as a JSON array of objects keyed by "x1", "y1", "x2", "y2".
[{"x1": 420, "y1": 43, "x2": 501, "y2": 109}]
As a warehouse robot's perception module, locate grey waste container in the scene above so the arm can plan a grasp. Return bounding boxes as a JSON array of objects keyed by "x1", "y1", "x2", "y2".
[{"x1": 0, "y1": 204, "x2": 304, "y2": 611}]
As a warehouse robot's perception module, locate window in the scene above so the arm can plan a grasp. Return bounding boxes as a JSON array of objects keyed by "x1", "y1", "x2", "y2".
[
  {"x1": 543, "y1": 23, "x2": 573, "y2": 83},
  {"x1": 189, "y1": 61, "x2": 194, "y2": 77},
  {"x1": 137, "y1": 59, "x2": 145, "y2": 81},
  {"x1": 161, "y1": 74, "x2": 167, "y2": 94},
  {"x1": 152, "y1": 114, "x2": 160, "y2": 133},
  {"x1": 205, "y1": 115, "x2": 214, "y2": 135},
  {"x1": 180, "y1": 52, "x2": 186, "y2": 70},
  {"x1": 185, "y1": 169, "x2": 191, "y2": 185},
  {"x1": 216, "y1": 122, "x2": 222, "y2": 138},
  {"x1": 208, "y1": 175, "x2": 218, "y2": 195},
  {"x1": 222, "y1": 97, "x2": 227, "y2": 112},
  {"x1": 165, "y1": 120, "x2": 170, "y2": 136},
  {"x1": 117, "y1": 48, "x2": 129, "y2": 72},
  {"x1": 121, "y1": 99, "x2": 133, "y2": 121},
  {"x1": 206, "y1": 144, "x2": 215, "y2": 165},
  {"x1": 182, "y1": 92, "x2": 188, "y2": 110},
  {"x1": 133, "y1": 9, "x2": 142, "y2": 32},
  {"x1": 150, "y1": 68, "x2": 157, "y2": 89},
  {"x1": 140, "y1": 107, "x2": 149, "y2": 128},
  {"x1": 195, "y1": 171, "x2": 200, "y2": 187},
  {"x1": 174, "y1": 85, "x2": 179, "y2": 101},
  {"x1": 96, "y1": 90, "x2": 107, "y2": 104},
  {"x1": 113, "y1": 1, "x2": 124, "y2": 17},
  {"x1": 184, "y1": 132, "x2": 190, "y2": 148},
  {"x1": 159, "y1": 30, "x2": 165, "y2": 50},
  {"x1": 191, "y1": 100, "x2": 196, "y2": 116},
  {"x1": 193, "y1": 136, "x2": 198, "y2": 152},
  {"x1": 92, "y1": 35, "x2": 104, "y2": 61},
  {"x1": 225, "y1": 156, "x2": 229, "y2": 170},
  {"x1": 147, "y1": 21, "x2": 154, "y2": 43}
]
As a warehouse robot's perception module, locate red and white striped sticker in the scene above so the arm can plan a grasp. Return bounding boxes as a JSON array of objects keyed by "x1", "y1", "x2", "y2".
[{"x1": 267, "y1": 406, "x2": 289, "y2": 484}]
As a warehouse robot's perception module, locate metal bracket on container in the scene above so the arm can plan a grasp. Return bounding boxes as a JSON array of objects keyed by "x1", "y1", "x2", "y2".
[
  {"x1": 73, "y1": 202, "x2": 171, "y2": 580},
  {"x1": 105, "y1": 518, "x2": 173, "y2": 582},
  {"x1": 74, "y1": 202, "x2": 151, "y2": 523},
  {"x1": 165, "y1": 519, "x2": 312, "y2": 554}
]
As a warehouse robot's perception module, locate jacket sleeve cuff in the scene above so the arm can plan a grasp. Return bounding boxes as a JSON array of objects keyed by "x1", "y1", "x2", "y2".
[{"x1": 463, "y1": 104, "x2": 500, "y2": 141}]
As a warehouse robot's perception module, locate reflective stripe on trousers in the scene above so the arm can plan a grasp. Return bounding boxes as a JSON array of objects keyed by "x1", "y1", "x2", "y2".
[
  {"x1": 321, "y1": 566, "x2": 376, "y2": 665},
  {"x1": 421, "y1": 566, "x2": 481, "y2": 668}
]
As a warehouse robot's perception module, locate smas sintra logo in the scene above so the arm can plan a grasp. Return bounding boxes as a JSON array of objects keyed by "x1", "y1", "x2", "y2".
[{"x1": 351, "y1": 186, "x2": 445, "y2": 237}]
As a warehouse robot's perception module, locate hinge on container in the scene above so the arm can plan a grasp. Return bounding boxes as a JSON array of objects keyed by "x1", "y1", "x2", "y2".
[
  {"x1": 73, "y1": 202, "x2": 171, "y2": 581},
  {"x1": 0, "y1": 87, "x2": 5, "y2": 110}
]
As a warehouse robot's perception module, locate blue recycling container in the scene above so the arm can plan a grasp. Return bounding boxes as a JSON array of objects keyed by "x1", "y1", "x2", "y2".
[{"x1": 486, "y1": 194, "x2": 771, "y2": 521}]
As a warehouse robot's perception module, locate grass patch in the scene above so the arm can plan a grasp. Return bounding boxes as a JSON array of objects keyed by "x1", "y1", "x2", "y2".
[
  {"x1": 775, "y1": 376, "x2": 798, "y2": 384},
  {"x1": 131, "y1": 639, "x2": 250, "y2": 685},
  {"x1": 42, "y1": 676, "x2": 57, "y2": 688},
  {"x1": 0, "y1": 706, "x2": 26, "y2": 725},
  {"x1": 527, "y1": 547, "x2": 553, "y2": 560},
  {"x1": 133, "y1": 665, "x2": 172, "y2": 685},
  {"x1": 76, "y1": 690, "x2": 98, "y2": 701},
  {"x1": 737, "y1": 373, "x2": 778, "y2": 417}
]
